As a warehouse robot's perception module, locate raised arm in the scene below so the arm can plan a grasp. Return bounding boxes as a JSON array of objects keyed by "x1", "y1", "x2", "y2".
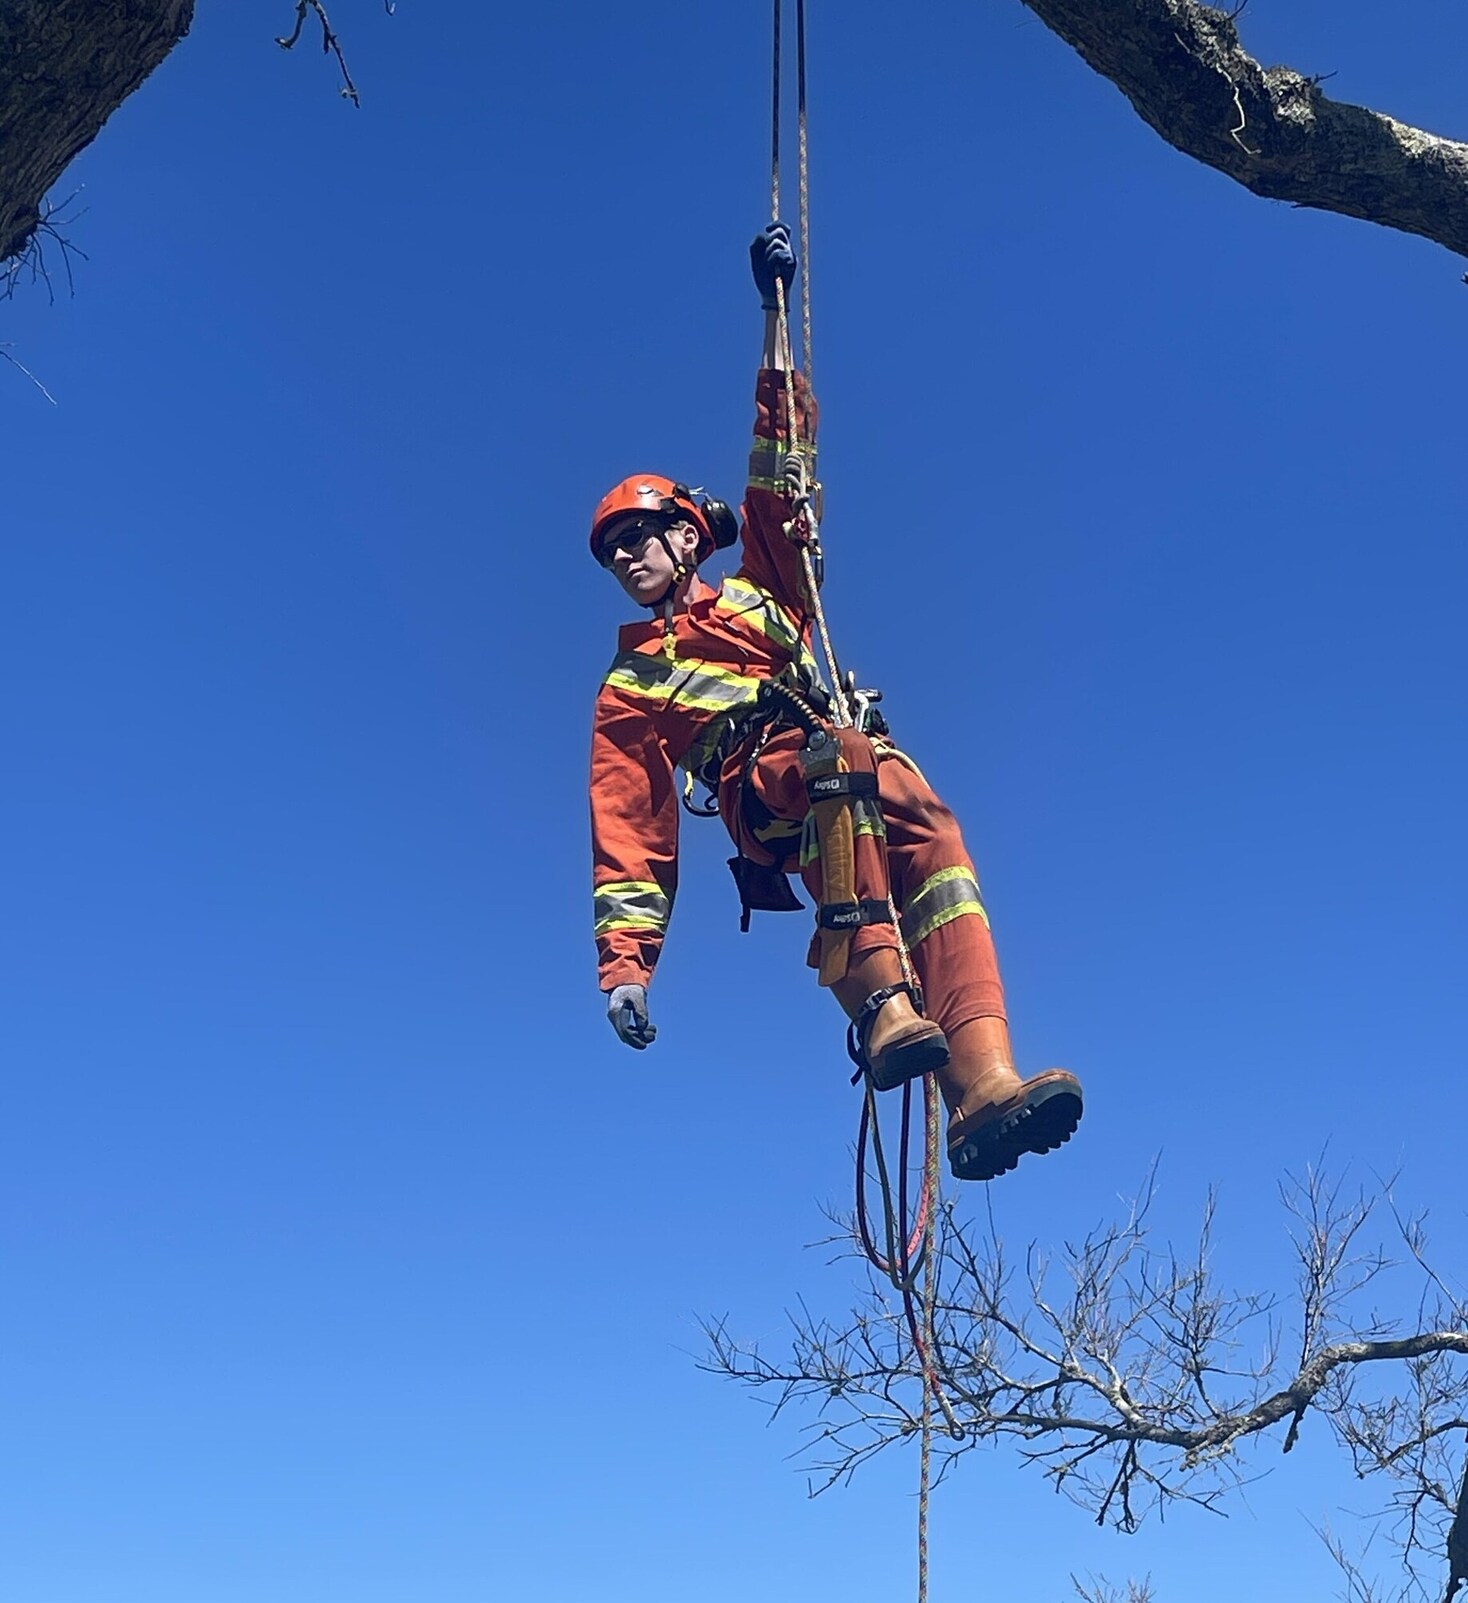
[{"x1": 740, "y1": 222, "x2": 820, "y2": 613}]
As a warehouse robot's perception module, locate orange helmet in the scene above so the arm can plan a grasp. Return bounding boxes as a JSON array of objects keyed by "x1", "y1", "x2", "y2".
[{"x1": 589, "y1": 475, "x2": 736, "y2": 566}]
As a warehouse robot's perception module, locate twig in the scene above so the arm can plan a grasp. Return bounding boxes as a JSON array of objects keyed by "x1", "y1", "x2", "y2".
[
  {"x1": 0, "y1": 345, "x2": 58, "y2": 404},
  {"x1": 276, "y1": 0, "x2": 362, "y2": 106}
]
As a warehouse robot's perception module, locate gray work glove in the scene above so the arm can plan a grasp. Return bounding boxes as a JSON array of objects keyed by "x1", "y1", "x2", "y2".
[{"x1": 606, "y1": 983, "x2": 657, "y2": 1049}]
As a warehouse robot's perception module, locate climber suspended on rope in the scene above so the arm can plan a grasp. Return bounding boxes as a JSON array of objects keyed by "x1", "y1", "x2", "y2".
[{"x1": 588, "y1": 223, "x2": 1083, "y2": 1182}]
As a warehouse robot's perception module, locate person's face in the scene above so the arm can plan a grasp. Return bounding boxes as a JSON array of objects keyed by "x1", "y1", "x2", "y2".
[{"x1": 599, "y1": 516, "x2": 699, "y2": 605}]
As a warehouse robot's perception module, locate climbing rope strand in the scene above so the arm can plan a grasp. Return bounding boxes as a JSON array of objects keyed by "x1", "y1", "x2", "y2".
[
  {"x1": 801, "y1": 543, "x2": 851, "y2": 725},
  {"x1": 771, "y1": 0, "x2": 782, "y2": 222},
  {"x1": 770, "y1": 7, "x2": 953, "y2": 1594},
  {"x1": 771, "y1": 0, "x2": 848, "y2": 725},
  {"x1": 861, "y1": 1083, "x2": 911, "y2": 1287},
  {"x1": 772, "y1": 272, "x2": 849, "y2": 721},
  {"x1": 856, "y1": 1102, "x2": 928, "y2": 1283},
  {"x1": 918, "y1": 1373, "x2": 932, "y2": 1603},
  {"x1": 796, "y1": 0, "x2": 813, "y2": 386}
]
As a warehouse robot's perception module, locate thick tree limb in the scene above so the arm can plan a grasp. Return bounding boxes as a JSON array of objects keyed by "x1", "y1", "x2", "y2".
[
  {"x1": 1021, "y1": 0, "x2": 1468, "y2": 260},
  {"x1": 0, "y1": 1, "x2": 194, "y2": 264}
]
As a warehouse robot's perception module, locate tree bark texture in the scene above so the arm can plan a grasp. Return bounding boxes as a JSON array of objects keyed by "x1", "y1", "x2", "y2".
[
  {"x1": 0, "y1": 0, "x2": 193, "y2": 263},
  {"x1": 1022, "y1": 0, "x2": 1468, "y2": 261}
]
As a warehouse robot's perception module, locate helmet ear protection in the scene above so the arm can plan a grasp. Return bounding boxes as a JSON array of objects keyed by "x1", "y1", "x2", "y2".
[
  {"x1": 702, "y1": 497, "x2": 739, "y2": 553},
  {"x1": 664, "y1": 483, "x2": 739, "y2": 558}
]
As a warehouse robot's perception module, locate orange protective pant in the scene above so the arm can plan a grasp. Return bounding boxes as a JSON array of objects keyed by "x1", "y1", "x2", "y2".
[{"x1": 723, "y1": 725, "x2": 1007, "y2": 1039}]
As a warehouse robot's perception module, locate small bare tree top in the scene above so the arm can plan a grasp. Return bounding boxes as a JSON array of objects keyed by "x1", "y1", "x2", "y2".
[{"x1": 705, "y1": 1163, "x2": 1468, "y2": 1597}]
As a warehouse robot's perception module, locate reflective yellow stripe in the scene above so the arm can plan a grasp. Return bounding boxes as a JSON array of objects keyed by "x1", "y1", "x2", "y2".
[
  {"x1": 714, "y1": 581, "x2": 820, "y2": 689},
  {"x1": 717, "y1": 577, "x2": 802, "y2": 654},
  {"x1": 799, "y1": 797, "x2": 882, "y2": 866},
  {"x1": 901, "y1": 866, "x2": 989, "y2": 946},
  {"x1": 594, "y1": 880, "x2": 670, "y2": 936},
  {"x1": 604, "y1": 650, "x2": 763, "y2": 717},
  {"x1": 853, "y1": 798, "x2": 884, "y2": 839}
]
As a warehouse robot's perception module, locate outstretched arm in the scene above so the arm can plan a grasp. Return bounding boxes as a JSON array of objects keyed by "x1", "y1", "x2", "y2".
[{"x1": 740, "y1": 222, "x2": 820, "y2": 612}]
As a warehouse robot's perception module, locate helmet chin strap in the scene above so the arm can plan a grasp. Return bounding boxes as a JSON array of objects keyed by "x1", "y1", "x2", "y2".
[
  {"x1": 635, "y1": 525, "x2": 696, "y2": 659},
  {"x1": 639, "y1": 526, "x2": 696, "y2": 611}
]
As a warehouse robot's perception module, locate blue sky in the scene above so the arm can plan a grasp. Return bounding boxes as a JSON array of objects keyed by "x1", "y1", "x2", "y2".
[{"x1": 3, "y1": 4, "x2": 1466, "y2": 1599}]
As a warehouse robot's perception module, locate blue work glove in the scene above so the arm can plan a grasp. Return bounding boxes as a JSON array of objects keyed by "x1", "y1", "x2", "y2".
[
  {"x1": 750, "y1": 221, "x2": 798, "y2": 312},
  {"x1": 606, "y1": 983, "x2": 657, "y2": 1049}
]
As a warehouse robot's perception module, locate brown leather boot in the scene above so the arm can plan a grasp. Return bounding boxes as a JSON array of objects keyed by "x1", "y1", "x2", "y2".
[
  {"x1": 941, "y1": 1016, "x2": 1083, "y2": 1182},
  {"x1": 832, "y1": 949, "x2": 949, "y2": 1091}
]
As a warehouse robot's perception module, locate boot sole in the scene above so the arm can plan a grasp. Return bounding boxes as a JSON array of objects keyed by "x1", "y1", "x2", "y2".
[
  {"x1": 866, "y1": 1033, "x2": 950, "y2": 1093},
  {"x1": 948, "y1": 1081, "x2": 1083, "y2": 1182}
]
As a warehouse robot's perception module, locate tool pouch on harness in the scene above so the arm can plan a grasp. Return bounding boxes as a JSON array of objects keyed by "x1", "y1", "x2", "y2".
[{"x1": 726, "y1": 852, "x2": 805, "y2": 931}]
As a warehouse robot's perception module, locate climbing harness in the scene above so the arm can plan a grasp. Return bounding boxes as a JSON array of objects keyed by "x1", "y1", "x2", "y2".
[{"x1": 767, "y1": 6, "x2": 961, "y2": 1598}]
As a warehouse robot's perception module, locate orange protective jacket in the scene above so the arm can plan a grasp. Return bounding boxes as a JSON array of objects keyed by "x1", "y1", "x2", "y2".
[{"x1": 591, "y1": 369, "x2": 819, "y2": 992}]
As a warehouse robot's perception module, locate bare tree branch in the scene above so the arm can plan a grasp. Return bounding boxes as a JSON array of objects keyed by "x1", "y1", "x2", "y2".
[
  {"x1": 1445, "y1": 1454, "x2": 1468, "y2": 1602},
  {"x1": 1019, "y1": 0, "x2": 1468, "y2": 261},
  {"x1": 275, "y1": 0, "x2": 361, "y2": 107},
  {"x1": 0, "y1": 343, "x2": 57, "y2": 404},
  {"x1": 1071, "y1": 1574, "x2": 1156, "y2": 1603},
  {"x1": 704, "y1": 1164, "x2": 1468, "y2": 1589},
  {"x1": 0, "y1": 1, "x2": 406, "y2": 282},
  {"x1": 2, "y1": 191, "x2": 89, "y2": 303}
]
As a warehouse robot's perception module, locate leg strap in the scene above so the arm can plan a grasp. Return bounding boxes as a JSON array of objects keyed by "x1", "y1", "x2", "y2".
[
  {"x1": 805, "y1": 770, "x2": 878, "y2": 804},
  {"x1": 818, "y1": 897, "x2": 893, "y2": 931}
]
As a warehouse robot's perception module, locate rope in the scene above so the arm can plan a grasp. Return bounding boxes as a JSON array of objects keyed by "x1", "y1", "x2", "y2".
[
  {"x1": 770, "y1": 0, "x2": 848, "y2": 727},
  {"x1": 769, "y1": 8, "x2": 959, "y2": 1595},
  {"x1": 770, "y1": 0, "x2": 781, "y2": 223},
  {"x1": 796, "y1": 0, "x2": 813, "y2": 386}
]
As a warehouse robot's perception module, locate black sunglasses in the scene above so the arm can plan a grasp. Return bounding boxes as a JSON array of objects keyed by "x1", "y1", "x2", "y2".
[{"x1": 597, "y1": 517, "x2": 673, "y2": 568}]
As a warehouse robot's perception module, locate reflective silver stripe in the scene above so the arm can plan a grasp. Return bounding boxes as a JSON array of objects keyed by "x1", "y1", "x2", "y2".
[
  {"x1": 901, "y1": 867, "x2": 989, "y2": 946},
  {"x1": 605, "y1": 650, "x2": 763, "y2": 717},
  {"x1": 594, "y1": 880, "x2": 671, "y2": 936},
  {"x1": 748, "y1": 444, "x2": 781, "y2": 485}
]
